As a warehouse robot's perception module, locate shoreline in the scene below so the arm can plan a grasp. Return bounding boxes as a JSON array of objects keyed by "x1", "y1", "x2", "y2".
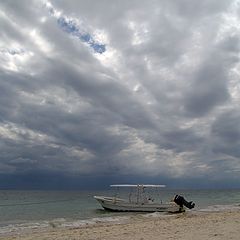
[{"x1": 1, "y1": 210, "x2": 240, "y2": 240}]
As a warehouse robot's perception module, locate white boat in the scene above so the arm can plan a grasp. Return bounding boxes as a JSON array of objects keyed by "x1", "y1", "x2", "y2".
[{"x1": 94, "y1": 184, "x2": 195, "y2": 213}]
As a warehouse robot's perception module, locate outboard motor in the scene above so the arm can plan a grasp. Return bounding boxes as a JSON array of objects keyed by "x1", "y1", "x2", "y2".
[{"x1": 174, "y1": 195, "x2": 195, "y2": 209}]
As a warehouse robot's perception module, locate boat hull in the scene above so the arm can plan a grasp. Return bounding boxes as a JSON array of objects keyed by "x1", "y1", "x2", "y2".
[{"x1": 94, "y1": 196, "x2": 181, "y2": 213}]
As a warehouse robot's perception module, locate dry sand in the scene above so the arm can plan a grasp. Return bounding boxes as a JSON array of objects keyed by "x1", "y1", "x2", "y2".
[{"x1": 1, "y1": 211, "x2": 240, "y2": 240}]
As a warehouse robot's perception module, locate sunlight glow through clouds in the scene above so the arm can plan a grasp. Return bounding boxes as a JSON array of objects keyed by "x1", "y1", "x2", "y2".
[
  {"x1": 0, "y1": 122, "x2": 52, "y2": 143},
  {"x1": 0, "y1": 45, "x2": 34, "y2": 72},
  {"x1": 29, "y1": 29, "x2": 53, "y2": 53},
  {"x1": 128, "y1": 21, "x2": 149, "y2": 45},
  {"x1": 19, "y1": 87, "x2": 92, "y2": 114}
]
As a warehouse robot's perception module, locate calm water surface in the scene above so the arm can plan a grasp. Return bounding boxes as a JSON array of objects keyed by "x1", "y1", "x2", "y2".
[{"x1": 0, "y1": 189, "x2": 240, "y2": 232}]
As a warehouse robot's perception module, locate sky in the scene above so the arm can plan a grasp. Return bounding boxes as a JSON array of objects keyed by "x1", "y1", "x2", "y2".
[{"x1": 0, "y1": 0, "x2": 240, "y2": 189}]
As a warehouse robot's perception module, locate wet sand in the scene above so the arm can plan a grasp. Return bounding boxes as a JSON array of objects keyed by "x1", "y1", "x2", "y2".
[{"x1": 1, "y1": 210, "x2": 240, "y2": 240}]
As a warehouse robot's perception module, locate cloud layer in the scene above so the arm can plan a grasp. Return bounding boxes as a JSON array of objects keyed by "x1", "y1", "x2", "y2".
[{"x1": 0, "y1": 0, "x2": 240, "y2": 188}]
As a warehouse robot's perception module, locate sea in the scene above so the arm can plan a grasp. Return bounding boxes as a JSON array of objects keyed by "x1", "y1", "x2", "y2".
[{"x1": 0, "y1": 189, "x2": 240, "y2": 236}]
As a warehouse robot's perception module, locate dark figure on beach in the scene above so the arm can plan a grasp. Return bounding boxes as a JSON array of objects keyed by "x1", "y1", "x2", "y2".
[{"x1": 174, "y1": 195, "x2": 195, "y2": 209}]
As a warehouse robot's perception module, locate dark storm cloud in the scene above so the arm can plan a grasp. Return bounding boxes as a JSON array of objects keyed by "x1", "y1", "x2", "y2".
[
  {"x1": 162, "y1": 128, "x2": 204, "y2": 152},
  {"x1": 183, "y1": 35, "x2": 240, "y2": 117},
  {"x1": 183, "y1": 59, "x2": 230, "y2": 117},
  {"x1": 211, "y1": 110, "x2": 240, "y2": 158},
  {"x1": 0, "y1": 0, "x2": 240, "y2": 188}
]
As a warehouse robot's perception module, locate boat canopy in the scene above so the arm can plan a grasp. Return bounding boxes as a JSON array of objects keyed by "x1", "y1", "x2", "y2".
[{"x1": 110, "y1": 184, "x2": 166, "y2": 188}]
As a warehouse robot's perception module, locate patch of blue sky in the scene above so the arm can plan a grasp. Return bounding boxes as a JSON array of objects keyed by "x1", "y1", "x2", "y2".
[
  {"x1": 57, "y1": 16, "x2": 106, "y2": 54},
  {"x1": 90, "y1": 43, "x2": 106, "y2": 54},
  {"x1": 44, "y1": 1, "x2": 106, "y2": 54}
]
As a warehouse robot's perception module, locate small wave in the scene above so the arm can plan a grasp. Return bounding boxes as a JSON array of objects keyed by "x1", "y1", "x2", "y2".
[
  {"x1": 62, "y1": 216, "x2": 129, "y2": 228},
  {"x1": 0, "y1": 216, "x2": 130, "y2": 236},
  {"x1": 199, "y1": 203, "x2": 240, "y2": 212},
  {"x1": 0, "y1": 221, "x2": 49, "y2": 235},
  {"x1": 142, "y1": 212, "x2": 163, "y2": 218}
]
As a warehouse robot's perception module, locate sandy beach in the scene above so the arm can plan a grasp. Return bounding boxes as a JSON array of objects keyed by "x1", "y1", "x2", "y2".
[{"x1": 1, "y1": 210, "x2": 240, "y2": 240}]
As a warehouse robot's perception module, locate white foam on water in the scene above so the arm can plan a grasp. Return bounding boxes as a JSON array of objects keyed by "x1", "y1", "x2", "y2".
[
  {"x1": 0, "y1": 221, "x2": 49, "y2": 235},
  {"x1": 199, "y1": 203, "x2": 240, "y2": 212},
  {"x1": 61, "y1": 216, "x2": 129, "y2": 228},
  {"x1": 0, "y1": 215, "x2": 130, "y2": 236},
  {"x1": 142, "y1": 212, "x2": 163, "y2": 218}
]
